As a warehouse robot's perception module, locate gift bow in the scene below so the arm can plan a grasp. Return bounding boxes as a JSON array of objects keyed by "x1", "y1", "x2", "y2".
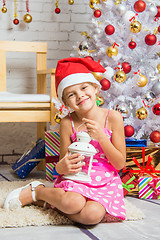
[
  {"x1": 124, "y1": 147, "x2": 160, "y2": 178},
  {"x1": 148, "y1": 179, "x2": 160, "y2": 199},
  {"x1": 122, "y1": 176, "x2": 135, "y2": 192}
]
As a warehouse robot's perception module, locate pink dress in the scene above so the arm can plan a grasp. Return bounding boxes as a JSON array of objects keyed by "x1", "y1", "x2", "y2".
[{"x1": 54, "y1": 111, "x2": 126, "y2": 220}]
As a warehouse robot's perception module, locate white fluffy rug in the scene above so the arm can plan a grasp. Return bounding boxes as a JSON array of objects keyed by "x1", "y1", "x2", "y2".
[{"x1": 0, "y1": 180, "x2": 145, "y2": 228}]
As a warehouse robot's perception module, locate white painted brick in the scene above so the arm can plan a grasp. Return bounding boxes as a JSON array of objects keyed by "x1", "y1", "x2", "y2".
[{"x1": 0, "y1": 0, "x2": 93, "y2": 160}]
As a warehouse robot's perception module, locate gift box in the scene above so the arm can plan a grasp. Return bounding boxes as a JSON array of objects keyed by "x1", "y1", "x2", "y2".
[
  {"x1": 121, "y1": 170, "x2": 139, "y2": 196},
  {"x1": 125, "y1": 138, "x2": 147, "y2": 147},
  {"x1": 126, "y1": 147, "x2": 160, "y2": 170},
  {"x1": 45, "y1": 131, "x2": 60, "y2": 181},
  {"x1": 139, "y1": 177, "x2": 160, "y2": 199},
  {"x1": 12, "y1": 138, "x2": 45, "y2": 179}
]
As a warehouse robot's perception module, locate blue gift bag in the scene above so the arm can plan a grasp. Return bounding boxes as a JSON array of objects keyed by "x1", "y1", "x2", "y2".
[{"x1": 12, "y1": 138, "x2": 45, "y2": 179}]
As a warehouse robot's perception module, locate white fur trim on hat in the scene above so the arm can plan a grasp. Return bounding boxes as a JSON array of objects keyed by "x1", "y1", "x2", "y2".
[{"x1": 57, "y1": 72, "x2": 100, "y2": 102}]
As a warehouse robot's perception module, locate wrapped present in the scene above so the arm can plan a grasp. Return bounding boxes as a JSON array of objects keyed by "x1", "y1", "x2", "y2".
[
  {"x1": 12, "y1": 138, "x2": 45, "y2": 179},
  {"x1": 126, "y1": 147, "x2": 160, "y2": 170},
  {"x1": 125, "y1": 138, "x2": 147, "y2": 147},
  {"x1": 139, "y1": 177, "x2": 160, "y2": 199},
  {"x1": 124, "y1": 147, "x2": 160, "y2": 178},
  {"x1": 121, "y1": 170, "x2": 139, "y2": 196},
  {"x1": 45, "y1": 131, "x2": 60, "y2": 181}
]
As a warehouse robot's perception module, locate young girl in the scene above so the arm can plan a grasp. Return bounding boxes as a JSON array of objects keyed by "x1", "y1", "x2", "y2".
[{"x1": 3, "y1": 57, "x2": 126, "y2": 225}]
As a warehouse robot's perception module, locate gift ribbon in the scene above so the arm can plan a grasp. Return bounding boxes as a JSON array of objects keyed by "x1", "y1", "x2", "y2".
[
  {"x1": 123, "y1": 147, "x2": 160, "y2": 178},
  {"x1": 46, "y1": 155, "x2": 59, "y2": 163},
  {"x1": 122, "y1": 176, "x2": 135, "y2": 192},
  {"x1": 148, "y1": 178, "x2": 160, "y2": 199},
  {"x1": 15, "y1": 158, "x2": 43, "y2": 171}
]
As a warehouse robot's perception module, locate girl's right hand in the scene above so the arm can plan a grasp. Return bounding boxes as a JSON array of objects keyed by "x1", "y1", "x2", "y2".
[{"x1": 55, "y1": 153, "x2": 85, "y2": 175}]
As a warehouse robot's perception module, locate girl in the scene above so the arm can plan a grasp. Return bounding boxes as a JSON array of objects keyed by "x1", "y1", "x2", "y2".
[{"x1": 3, "y1": 57, "x2": 126, "y2": 225}]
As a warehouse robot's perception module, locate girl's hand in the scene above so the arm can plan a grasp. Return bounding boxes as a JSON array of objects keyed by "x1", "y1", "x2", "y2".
[
  {"x1": 56, "y1": 152, "x2": 85, "y2": 175},
  {"x1": 82, "y1": 118, "x2": 104, "y2": 141}
]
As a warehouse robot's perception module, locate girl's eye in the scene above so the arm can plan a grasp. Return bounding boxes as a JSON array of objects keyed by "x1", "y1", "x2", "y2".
[
  {"x1": 82, "y1": 85, "x2": 87, "y2": 90},
  {"x1": 68, "y1": 93, "x2": 74, "y2": 98}
]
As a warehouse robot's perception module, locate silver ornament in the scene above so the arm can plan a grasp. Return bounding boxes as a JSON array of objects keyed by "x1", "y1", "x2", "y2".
[
  {"x1": 148, "y1": 5, "x2": 157, "y2": 16},
  {"x1": 152, "y1": 81, "x2": 160, "y2": 96},
  {"x1": 144, "y1": 91, "x2": 156, "y2": 102},
  {"x1": 78, "y1": 41, "x2": 89, "y2": 51},
  {"x1": 116, "y1": 4, "x2": 127, "y2": 16},
  {"x1": 114, "y1": 103, "x2": 130, "y2": 118}
]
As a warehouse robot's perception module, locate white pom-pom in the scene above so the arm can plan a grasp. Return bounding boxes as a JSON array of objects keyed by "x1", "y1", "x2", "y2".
[{"x1": 104, "y1": 67, "x2": 114, "y2": 79}]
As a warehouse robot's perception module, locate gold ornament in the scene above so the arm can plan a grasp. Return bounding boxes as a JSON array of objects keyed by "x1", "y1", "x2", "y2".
[
  {"x1": 23, "y1": 13, "x2": 32, "y2": 23},
  {"x1": 136, "y1": 107, "x2": 148, "y2": 120},
  {"x1": 106, "y1": 46, "x2": 118, "y2": 58},
  {"x1": 54, "y1": 113, "x2": 61, "y2": 124},
  {"x1": 68, "y1": 0, "x2": 74, "y2": 5},
  {"x1": 1, "y1": 6, "x2": 7, "y2": 13},
  {"x1": 89, "y1": 0, "x2": 100, "y2": 9},
  {"x1": 137, "y1": 74, "x2": 148, "y2": 87},
  {"x1": 157, "y1": 63, "x2": 160, "y2": 73},
  {"x1": 92, "y1": 72, "x2": 103, "y2": 81},
  {"x1": 96, "y1": 95, "x2": 104, "y2": 106},
  {"x1": 130, "y1": 20, "x2": 141, "y2": 33},
  {"x1": 114, "y1": 70, "x2": 126, "y2": 83}
]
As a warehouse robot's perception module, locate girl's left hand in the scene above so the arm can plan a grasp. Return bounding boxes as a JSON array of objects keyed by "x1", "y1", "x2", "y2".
[{"x1": 82, "y1": 117, "x2": 104, "y2": 141}]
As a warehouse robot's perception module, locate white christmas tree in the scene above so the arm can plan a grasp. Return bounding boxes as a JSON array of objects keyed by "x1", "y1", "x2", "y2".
[{"x1": 72, "y1": 0, "x2": 160, "y2": 145}]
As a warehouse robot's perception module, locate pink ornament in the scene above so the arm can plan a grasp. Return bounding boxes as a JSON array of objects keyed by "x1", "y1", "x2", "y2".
[{"x1": 105, "y1": 24, "x2": 115, "y2": 35}]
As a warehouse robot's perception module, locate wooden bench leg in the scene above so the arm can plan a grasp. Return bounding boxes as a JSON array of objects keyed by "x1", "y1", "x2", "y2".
[{"x1": 36, "y1": 122, "x2": 46, "y2": 171}]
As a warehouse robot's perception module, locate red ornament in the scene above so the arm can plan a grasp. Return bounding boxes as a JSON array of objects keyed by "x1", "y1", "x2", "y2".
[
  {"x1": 100, "y1": 78, "x2": 111, "y2": 90},
  {"x1": 158, "y1": 26, "x2": 160, "y2": 33},
  {"x1": 94, "y1": 9, "x2": 101, "y2": 18},
  {"x1": 134, "y1": 1, "x2": 146, "y2": 13},
  {"x1": 55, "y1": 7, "x2": 60, "y2": 14},
  {"x1": 105, "y1": 24, "x2": 115, "y2": 35},
  {"x1": 128, "y1": 40, "x2": 136, "y2": 49},
  {"x1": 84, "y1": 56, "x2": 94, "y2": 60},
  {"x1": 122, "y1": 62, "x2": 131, "y2": 74},
  {"x1": 145, "y1": 34, "x2": 157, "y2": 46},
  {"x1": 155, "y1": 6, "x2": 160, "y2": 18},
  {"x1": 124, "y1": 125, "x2": 135, "y2": 137},
  {"x1": 13, "y1": 18, "x2": 19, "y2": 25},
  {"x1": 152, "y1": 103, "x2": 160, "y2": 115},
  {"x1": 150, "y1": 131, "x2": 160, "y2": 143}
]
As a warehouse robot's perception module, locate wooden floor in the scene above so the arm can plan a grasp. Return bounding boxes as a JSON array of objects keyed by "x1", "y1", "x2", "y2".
[{"x1": 0, "y1": 164, "x2": 159, "y2": 240}]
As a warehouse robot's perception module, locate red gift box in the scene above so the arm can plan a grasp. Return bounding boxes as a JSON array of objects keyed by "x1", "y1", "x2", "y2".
[{"x1": 121, "y1": 170, "x2": 139, "y2": 196}]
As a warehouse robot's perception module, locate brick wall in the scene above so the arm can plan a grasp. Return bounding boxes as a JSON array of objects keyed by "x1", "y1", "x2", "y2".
[{"x1": 0, "y1": 0, "x2": 92, "y2": 162}]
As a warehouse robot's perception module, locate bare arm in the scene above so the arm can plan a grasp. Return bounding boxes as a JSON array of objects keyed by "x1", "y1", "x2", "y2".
[
  {"x1": 82, "y1": 110, "x2": 126, "y2": 170},
  {"x1": 55, "y1": 116, "x2": 85, "y2": 175}
]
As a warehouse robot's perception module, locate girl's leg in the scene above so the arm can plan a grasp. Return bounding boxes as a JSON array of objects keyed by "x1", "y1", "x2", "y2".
[
  {"x1": 19, "y1": 185, "x2": 86, "y2": 214},
  {"x1": 65, "y1": 200, "x2": 106, "y2": 225}
]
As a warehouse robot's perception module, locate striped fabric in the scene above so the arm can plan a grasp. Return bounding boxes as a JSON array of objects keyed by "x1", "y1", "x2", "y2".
[
  {"x1": 45, "y1": 131, "x2": 60, "y2": 182},
  {"x1": 139, "y1": 177, "x2": 160, "y2": 199}
]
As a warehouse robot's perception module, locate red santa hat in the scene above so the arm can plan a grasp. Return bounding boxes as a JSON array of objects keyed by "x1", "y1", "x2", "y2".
[{"x1": 55, "y1": 57, "x2": 106, "y2": 102}]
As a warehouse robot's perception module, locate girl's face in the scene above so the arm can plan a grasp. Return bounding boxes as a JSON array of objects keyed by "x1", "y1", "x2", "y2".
[{"x1": 63, "y1": 82, "x2": 98, "y2": 112}]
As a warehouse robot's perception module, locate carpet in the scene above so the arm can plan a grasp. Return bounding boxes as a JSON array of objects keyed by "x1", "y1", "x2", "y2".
[{"x1": 0, "y1": 180, "x2": 145, "y2": 228}]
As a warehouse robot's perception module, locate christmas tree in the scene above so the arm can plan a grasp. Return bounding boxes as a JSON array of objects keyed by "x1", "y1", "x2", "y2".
[{"x1": 72, "y1": 0, "x2": 160, "y2": 146}]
